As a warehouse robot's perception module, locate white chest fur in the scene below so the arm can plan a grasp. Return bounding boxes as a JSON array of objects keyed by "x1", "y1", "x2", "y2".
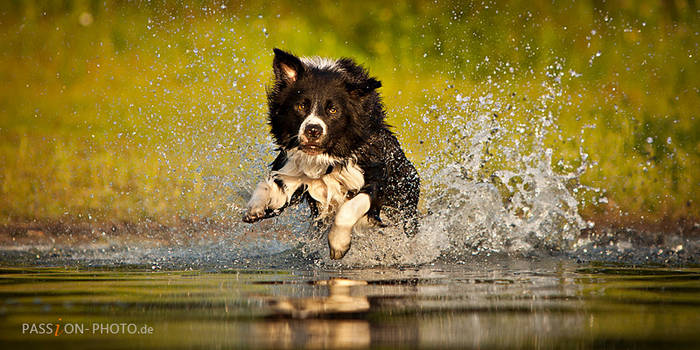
[{"x1": 272, "y1": 149, "x2": 365, "y2": 216}]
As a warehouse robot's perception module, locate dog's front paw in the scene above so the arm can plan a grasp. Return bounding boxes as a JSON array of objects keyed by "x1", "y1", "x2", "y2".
[
  {"x1": 328, "y1": 225, "x2": 352, "y2": 260},
  {"x1": 329, "y1": 245, "x2": 350, "y2": 260},
  {"x1": 242, "y1": 201, "x2": 271, "y2": 223},
  {"x1": 243, "y1": 206, "x2": 284, "y2": 223},
  {"x1": 242, "y1": 207, "x2": 266, "y2": 223}
]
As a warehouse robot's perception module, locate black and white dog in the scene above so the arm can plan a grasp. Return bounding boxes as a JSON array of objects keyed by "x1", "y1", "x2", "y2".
[{"x1": 243, "y1": 48, "x2": 420, "y2": 259}]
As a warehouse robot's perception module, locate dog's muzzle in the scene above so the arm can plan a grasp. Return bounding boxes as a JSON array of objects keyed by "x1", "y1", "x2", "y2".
[
  {"x1": 304, "y1": 124, "x2": 323, "y2": 141},
  {"x1": 298, "y1": 115, "x2": 326, "y2": 154}
]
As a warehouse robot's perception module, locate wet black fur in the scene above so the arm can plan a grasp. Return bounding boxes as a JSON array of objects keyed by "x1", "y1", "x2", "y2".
[{"x1": 263, "y1": 48, "x2": 420, "y2": 236}]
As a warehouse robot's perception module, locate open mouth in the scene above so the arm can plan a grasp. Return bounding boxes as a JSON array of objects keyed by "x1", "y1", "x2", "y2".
[{"x1": 300, "y1": 144, "x2": 324, "y2": 155}]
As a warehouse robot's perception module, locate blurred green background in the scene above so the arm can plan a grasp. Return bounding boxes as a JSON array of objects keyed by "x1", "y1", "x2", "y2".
[{"x1": 0, "y1": 0, "x2": 697, "y2": 232}]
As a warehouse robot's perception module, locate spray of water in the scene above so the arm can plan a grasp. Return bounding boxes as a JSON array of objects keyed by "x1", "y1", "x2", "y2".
[
  {"x1": 238, "y1": 67, "x2": 593, "y2": 267},
  {"x1": 4, "y1": 4, "x2": 696, "y2": 268}
]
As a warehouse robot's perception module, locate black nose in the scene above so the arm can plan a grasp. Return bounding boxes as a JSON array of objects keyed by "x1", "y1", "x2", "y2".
[{"x1": 304, "y1": 124, "x2": 323, "y2": 140}]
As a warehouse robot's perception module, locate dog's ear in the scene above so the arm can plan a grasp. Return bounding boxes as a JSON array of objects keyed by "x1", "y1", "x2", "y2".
[
  {"x1": 346, "y1": 78, "x2": 382, "y2": 97},
  {"x1": 273, "y1": 48, "x2": 304, "y2": 85}
]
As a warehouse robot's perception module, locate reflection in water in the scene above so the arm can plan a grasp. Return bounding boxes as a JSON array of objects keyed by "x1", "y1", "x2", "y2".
[
  {"x1": 0, "y1": 266, "x2": 698, "y2": 349},
  {"x1": 255, "y1": 320, "x2": 369, "y2": 349},
  {"x1": 262, "y1": 278, "x2": 370, "y2": 348},
  {"x1": 269, "y1": 278, "x2": 369, "y2": 318}
]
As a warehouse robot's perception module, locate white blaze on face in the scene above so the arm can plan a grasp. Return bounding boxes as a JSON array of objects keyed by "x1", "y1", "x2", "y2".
[
  {"x1": 298, "y1": 103, "x2": 327, "y2": 142},
  {"x1": 296, "y1": 56, "x2": 341, "y2": 143}
]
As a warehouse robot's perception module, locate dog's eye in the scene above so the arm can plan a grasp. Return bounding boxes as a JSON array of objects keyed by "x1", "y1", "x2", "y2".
[
  {"x1": 295, "y1": 103, "x2": 305, "y2": 113},
  {"x1": 328, "y1": 107, "x2": 337, "y2": 115}
]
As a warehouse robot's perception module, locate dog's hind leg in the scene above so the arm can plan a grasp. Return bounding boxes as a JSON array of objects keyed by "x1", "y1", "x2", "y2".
[{"x1": 328, "y1": 193, "x2": 370, "y2": 259}]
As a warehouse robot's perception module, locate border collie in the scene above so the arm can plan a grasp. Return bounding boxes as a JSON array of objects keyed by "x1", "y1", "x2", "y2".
[{"x1": 243, "y1": 48, "x2": 420, "y2": 259}]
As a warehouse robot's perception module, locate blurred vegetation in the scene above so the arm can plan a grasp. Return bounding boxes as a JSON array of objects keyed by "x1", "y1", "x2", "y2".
[{"x1": 0, "y1": 0, "x2": 697, "y2": 230}]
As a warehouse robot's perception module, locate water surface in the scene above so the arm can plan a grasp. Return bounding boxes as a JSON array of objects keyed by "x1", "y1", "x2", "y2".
[{"x1": 1, "y1": 261, "x2": 698, "y2": 349}]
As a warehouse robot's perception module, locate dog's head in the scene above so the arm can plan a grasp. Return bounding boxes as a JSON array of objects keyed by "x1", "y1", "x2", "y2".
[{"x1": 267, "y1": 48, "x2": 385, "y2": 158}]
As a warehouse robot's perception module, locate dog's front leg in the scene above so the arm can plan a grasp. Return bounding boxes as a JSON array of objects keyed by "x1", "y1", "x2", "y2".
[
  {"x1": 328, "y1": 193, "x2": 371, "y2": 259},
  {"x1": 243, "y1": 177, "x2": 299, "y2": 223}
]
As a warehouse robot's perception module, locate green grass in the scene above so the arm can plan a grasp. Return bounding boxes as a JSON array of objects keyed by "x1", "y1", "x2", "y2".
[{"x1": 0, "y1": 0, "x2": 697, "y2": 229}]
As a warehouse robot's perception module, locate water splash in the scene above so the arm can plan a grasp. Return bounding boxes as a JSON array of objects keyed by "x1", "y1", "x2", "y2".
[
  {"x1": 3, "y1": 3, "x2": 697, "y2": 268},
  {"x1": 244, "y1": 72, "x2": 593, "y2": 267}
]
